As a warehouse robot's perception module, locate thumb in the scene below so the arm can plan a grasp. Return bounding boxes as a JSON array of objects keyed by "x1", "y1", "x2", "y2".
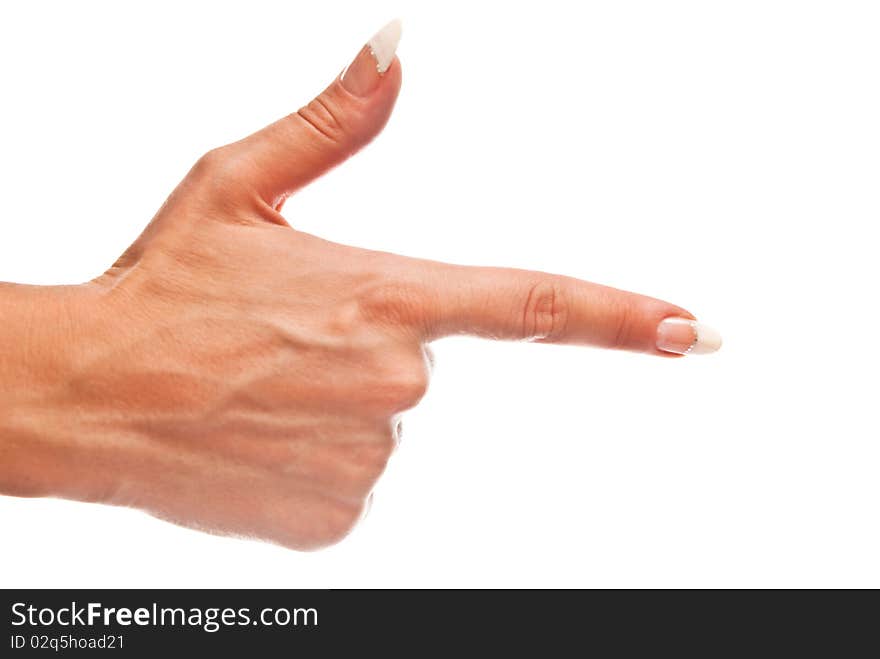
[{"x1": 231, "y1": 20, "x2": 403, "y2": 208}]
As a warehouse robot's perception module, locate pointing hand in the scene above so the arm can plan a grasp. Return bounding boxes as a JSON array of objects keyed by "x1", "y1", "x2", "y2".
[{"x1": 0, "y1": 21, "x2": 720, "y2": 549}]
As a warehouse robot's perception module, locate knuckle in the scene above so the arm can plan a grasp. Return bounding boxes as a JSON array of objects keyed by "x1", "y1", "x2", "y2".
[
  {"x1": 296, "y1": 95, "x2": 350, "y2": 144},
  {"x1": 352, "y1": 438, "x2": 395, "y2": 475},
  {"x1": 362, "y1": 355, "x2": 431, "y2": 413},
  {"x1": 192, "y1": 146, "x2": 231, "y2": 177},
  {"x1": 188, "y1": 145, "x2": 244, "y2": 195},
  {"x1": 520, "y1": 279, "x2": 569, "y2": 341},
  {"x1": 609, "y1": 299, "x2": 636, "y2": 349},
  {"x1": 357, "y1": 281, "x2": 426, "y2": 329},
  {"x1": 311, "y1": 502, "x2": 363, "y2": 549},
  {"x1": 388, "y1": 365, "x2": 430, "y2": 409}
]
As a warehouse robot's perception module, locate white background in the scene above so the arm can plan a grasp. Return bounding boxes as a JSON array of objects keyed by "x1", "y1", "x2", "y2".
[{"x1": 1, "y1": 1, "x2": 878, "y2": 588}]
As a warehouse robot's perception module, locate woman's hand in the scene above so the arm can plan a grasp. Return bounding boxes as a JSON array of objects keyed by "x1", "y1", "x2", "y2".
[{"x1": 0, "y1": 21, "x2": 720, "y2": 549}]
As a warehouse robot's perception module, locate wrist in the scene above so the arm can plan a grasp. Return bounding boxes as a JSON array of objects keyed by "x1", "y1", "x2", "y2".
[{"x1": 0, "y1": 283, "x2": 116, "y2": 502}]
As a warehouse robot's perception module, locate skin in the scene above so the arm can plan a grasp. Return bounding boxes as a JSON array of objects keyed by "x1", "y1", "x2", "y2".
[{"x1": 0, "y1": 45, "x2": 695, "y2": 550}]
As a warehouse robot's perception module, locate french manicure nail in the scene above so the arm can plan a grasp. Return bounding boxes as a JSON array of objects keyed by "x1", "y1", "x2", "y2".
[
  {"x1": 656, "y1": 317, "x2": 722, "y2": 355},
  {"x1": 340, "y1": 19, "x2": 402, "y2": 97}
]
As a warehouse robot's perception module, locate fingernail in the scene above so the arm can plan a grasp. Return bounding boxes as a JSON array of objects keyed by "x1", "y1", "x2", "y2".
[
  {"x1": 656, "y1": 317, "x2": 722, "y2": 355},
  {"x1": 340, "y1": 19, "x2": 402, "y2": 97}
]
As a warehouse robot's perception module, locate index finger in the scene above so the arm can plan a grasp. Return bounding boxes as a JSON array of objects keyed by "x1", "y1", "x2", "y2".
[{"x1": 387, "y1": 261, "x2": 721, "y2": 356}]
